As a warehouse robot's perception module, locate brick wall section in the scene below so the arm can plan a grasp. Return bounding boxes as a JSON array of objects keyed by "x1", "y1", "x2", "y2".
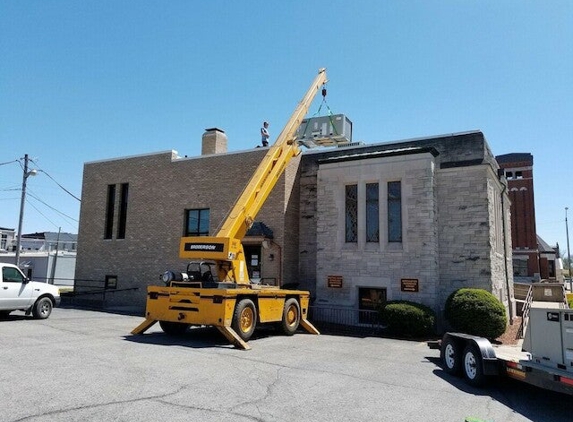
[
  {"x1": 496, "y1": 153, "x2": 539, "y2": 281},
  {"x1": 282, "y1": 154, "x2": 302, "y2": 286},
  {"x1": 75, "y1": 149, "x2": 296, "y2": 309}
]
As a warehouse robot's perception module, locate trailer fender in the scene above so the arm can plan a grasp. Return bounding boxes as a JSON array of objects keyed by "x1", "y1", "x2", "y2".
[{"x1": 444, "y1": 333, "x2": 499, "y2": 376}]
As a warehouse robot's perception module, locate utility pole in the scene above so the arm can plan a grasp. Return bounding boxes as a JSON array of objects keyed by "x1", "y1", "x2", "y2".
[
  {"x1": 15, "y1": 154, "x2": 36, "y2": 267},
  {"x1": 49, "y1": 227, "x2": 61, "y2": 284},
  {"x1": 566, "y1": 207, "x2": 572, "y2": 291}
]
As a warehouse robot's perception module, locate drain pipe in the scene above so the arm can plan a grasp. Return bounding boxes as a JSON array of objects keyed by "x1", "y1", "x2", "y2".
[{"x1": 499, "y1": 170, "x2": 514, "y2": 324}]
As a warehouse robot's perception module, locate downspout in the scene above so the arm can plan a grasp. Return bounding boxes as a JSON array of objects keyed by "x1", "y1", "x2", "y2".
[{"x1": 499, "y1": 173, "x2": 514, "y2": 323}]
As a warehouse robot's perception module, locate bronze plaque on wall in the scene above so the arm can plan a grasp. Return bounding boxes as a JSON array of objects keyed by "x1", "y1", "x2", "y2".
[
  {"x1": 327, "y1": 275, "x2": 343, "y2": 288},
  {"x1": 401, "y1": 278, "x2": 419, "y2": 292}
]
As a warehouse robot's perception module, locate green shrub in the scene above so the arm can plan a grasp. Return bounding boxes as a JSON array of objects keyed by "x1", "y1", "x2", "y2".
[
  {"x1": 380, "y1": 301, "x2": 436, "y2": 338},
  {"x1": 444, "y1": 288, "x2": 507, "y2": 339}
]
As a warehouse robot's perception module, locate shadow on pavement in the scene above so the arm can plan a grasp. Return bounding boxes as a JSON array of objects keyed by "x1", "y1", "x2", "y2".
[
  {"x1": 124, "y1": 325, "x2": 276, "y2": 350},
  {"x1": 426, "y1": 356, "x2": 571, "y2": 422}
]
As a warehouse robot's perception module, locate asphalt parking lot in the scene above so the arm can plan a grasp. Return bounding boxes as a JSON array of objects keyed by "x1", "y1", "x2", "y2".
[{"x1": 0, "y1": 308, "x2": 569, "y2": 422}]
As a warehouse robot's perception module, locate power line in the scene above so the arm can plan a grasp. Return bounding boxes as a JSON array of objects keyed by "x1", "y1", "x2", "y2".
[
  {"x1": 26, "y1": 191, "x2": 79, "y2": 222},
  {"x1": 37, "y1": 169, "x2": 81, "y2": 202},
  {"x1": 28, "y1": 158, "x2": 81, "y2": 202},
  {"x1": 26, "y1": 199, "x2": 60, "y2": 230}
]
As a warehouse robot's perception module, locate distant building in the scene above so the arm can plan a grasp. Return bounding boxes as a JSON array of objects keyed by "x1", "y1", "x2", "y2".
[
  {"x1": 0, "y1": 227, "x2": 15, "y2": 252},
  {"x1": 496, "y1": 153, "x2": 561, "y2": 282},
  {"x1": 0, "y1": 230, "x2": 77, "y2": 286},
  {"x1": 75, "y1": 129, "x2": 515, "y2": 324},
  {"x1": 20, "y1": 231, "x2": 77, "y2": 253}
]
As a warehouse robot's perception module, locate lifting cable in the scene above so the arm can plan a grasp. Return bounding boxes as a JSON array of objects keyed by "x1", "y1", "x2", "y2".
[{"x1": 299, "y1": 82, "x2": 340, "y2": 139}]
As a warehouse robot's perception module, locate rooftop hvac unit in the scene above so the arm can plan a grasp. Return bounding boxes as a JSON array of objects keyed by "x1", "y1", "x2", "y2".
[{"x1": 296, "y1": 114, "x2": 352, "y2": 148}]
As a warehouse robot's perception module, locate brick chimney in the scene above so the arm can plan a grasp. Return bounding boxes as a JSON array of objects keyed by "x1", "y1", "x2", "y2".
[{"x1": 202, "y1": 128, "x2": 227, "y2": 155}]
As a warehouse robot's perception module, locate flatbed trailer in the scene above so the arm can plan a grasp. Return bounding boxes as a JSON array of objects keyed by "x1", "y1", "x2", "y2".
[{"x1": 430, "y1": 306, "x2": 573, "y2": 395}]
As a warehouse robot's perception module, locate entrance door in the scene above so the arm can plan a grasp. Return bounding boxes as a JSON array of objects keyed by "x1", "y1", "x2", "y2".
[
  {"x1": 243, "y1": 245, "x2": 262, "y2": 283},
  {"x1": 358, "y1": 287, "x2": 386, "y2": 324}
]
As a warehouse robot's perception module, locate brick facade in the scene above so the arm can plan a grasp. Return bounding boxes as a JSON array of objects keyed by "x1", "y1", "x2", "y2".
[
  {"x1": 75, "y1": 148, "x2": 293, "y2": 306},
  {"x1": 496, "y1": 153, "x2": 558, "y2": 282}
]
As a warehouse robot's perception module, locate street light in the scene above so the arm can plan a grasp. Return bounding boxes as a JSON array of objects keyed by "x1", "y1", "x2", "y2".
[
  {"x1": 14, "y1": 154, "x2": 37, "y2": 267},
  {"x1": 566, "y1": 207, "x2": 572, "y2": 292}
]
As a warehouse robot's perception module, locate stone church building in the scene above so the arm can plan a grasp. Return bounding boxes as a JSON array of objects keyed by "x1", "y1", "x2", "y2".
[{"x1": 75, "y1": 128, "x2": 515, "y2": 325}]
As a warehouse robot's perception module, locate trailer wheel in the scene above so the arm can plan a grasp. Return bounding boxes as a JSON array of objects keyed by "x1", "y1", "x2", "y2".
[
  {"x1": 159, "y1": 321, "x2": 189, "y2": 336},
  {"x1": 232, "y1": 299, "x2": 257, "y2": 342},
  {"x1": 32, "y1": 297, "x2": 53, "y2": 319},
  {"x1": 462, "y1": 344, "x2": 486, "y2": 386},
  {"x1": 281, "y1": 298, "x2": 301, "y2": 336},
  {"x1": 441, "y1": 337, "x2": 462, "y2": 375}
]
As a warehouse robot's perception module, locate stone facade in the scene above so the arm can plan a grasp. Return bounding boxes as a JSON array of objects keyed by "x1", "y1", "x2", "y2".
[
  {"x1": 314, "y1": 151, "x2": 439, "y2": 310},
  {"x1": 298, "y1": 131, "x2": 514, "y2": 325}
]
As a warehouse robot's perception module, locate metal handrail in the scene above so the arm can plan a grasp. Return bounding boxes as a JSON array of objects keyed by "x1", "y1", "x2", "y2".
[{"x1": 517, "y1": 285, "x2": 533, "y2": 339}]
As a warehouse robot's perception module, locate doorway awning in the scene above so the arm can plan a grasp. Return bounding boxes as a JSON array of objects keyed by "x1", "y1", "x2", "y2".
[{"x1": 243, "y1": 222, "x2": 273, "y2": 244}]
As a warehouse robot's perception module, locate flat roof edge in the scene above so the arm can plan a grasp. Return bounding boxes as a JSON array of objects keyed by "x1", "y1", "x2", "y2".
[{"x1": 84, "y1": 150, "x2": 179, "y2": 165}]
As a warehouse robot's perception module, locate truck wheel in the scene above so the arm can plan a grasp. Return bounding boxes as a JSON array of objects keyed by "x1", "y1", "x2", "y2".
[
  {"x1": 281, "y1": 298, "x2": 301, "y2": 336},
  {"x1": 232, "y1": 299, "x2": 257, "y2": 342},
  {"x1": 32, "y1": 297, "x2": 53, "y2": 319},
  {"x1": 0, "y1": 311, "x2": 11, "y2": 319},
  {"x1": 159, "y1": 321, "x2": 189, "y2": 336},
  {"x1": 441, "y1": 337, "x2": 462, "y2": 375},
  {"x1": 462, "y1": 344, "x2": 486, "y2": 386}
]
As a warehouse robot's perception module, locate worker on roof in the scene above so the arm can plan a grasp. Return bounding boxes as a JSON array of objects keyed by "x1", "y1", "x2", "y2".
[{"x1": 261, "y1": 121, "x2": 270, "y2": 147}]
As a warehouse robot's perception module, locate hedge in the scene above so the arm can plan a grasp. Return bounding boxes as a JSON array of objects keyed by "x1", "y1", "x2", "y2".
[
  {"x1": 444, "y1": 288, "x2": 507, "y2": 339},
  {"x1": 380, "y1": 300, "x2": 436, "y2": 338}
]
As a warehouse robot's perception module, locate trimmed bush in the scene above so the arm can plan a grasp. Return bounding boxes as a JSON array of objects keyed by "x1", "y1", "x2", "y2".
[
  {"x1": 380, "y1": 301, "x2": 436, "y2": 338},
  {"x1": 444, "y1": 288, "x2": 507, "y2": 339}
]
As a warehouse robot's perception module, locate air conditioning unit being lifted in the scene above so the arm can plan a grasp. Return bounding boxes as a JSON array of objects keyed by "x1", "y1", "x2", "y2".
[{"x1": 296, "y1": 114, "x2": 353, "y2": 148}]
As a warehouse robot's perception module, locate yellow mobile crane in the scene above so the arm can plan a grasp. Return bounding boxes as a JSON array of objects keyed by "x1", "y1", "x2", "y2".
[{"x1": 132, "y1": 68, "x2": 328, "y2": 349}]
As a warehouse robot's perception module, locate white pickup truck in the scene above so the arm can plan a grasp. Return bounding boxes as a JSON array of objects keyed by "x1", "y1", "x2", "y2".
[{"x1": 0, "y1": 263, "x2": 61, "y2": 319}]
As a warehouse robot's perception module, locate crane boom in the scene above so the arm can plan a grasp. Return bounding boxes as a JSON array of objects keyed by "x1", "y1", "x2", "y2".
[
  {"x1": 132, "y1": 69, "x2": 327, "y2": 349},
  {"x1": 179, "y1": 68, "x2": 328, "y2": 284}
]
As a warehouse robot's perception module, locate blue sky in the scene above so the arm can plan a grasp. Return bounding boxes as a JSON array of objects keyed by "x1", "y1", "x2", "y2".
[{"x1": 1, "y1": 1, "x2": 572, "y2": 254}]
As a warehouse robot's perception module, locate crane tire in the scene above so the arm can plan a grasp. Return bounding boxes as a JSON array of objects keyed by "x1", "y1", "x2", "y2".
[
  {"x1": 232, "y1": 298, "x2": 257, "y2": 342},
  {"x1": 281, "y1": 298, "x2": 301, "y2": 336}
]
